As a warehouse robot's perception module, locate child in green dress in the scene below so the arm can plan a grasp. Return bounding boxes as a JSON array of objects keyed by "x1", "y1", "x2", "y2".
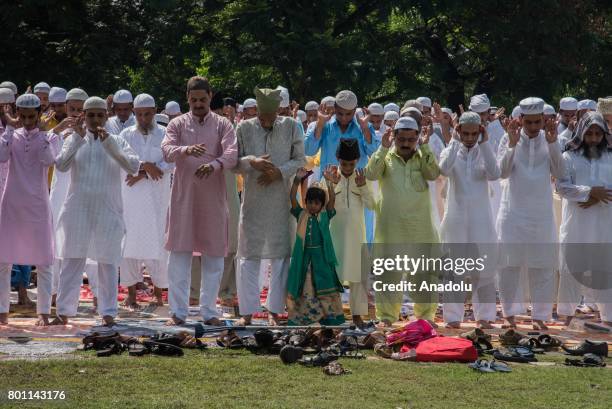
[{"x1": 286, "y1": 167, "x2": 345, "y2": 325}]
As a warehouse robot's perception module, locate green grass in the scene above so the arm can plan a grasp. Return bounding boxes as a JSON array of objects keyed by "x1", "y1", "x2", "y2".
[{"x1": 0, "y1": 349, "x2": 610, "y2": 409}]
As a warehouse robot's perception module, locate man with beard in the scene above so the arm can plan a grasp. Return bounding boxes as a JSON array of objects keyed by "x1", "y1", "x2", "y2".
[
  {"x1": 106, "y1": 89, "x2": 135, "y2": 135},
  {"x1": 556, "y1": 111, "x2": 612, "y2": 328}
]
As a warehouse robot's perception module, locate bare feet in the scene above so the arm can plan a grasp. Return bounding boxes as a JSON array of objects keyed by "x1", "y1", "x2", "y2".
[
  {"x1": 35, "y1": 314, "x2": 50, "y2": 326},
  {"x1": 235, "y1": 315, "x2": 252, "y2": 326},
  {"x1": 268, "y1": 312, "x2": 279, "y2": 326},
  {"x1": 50, "y1": 315, "x2": 68, "y2": 325},
  {"x1": 102, "y1": 315, "x2": 116, "y2": 327},
  {"x1": 445, "y1": 321, "x2": 461, "y2": 329},
  {"x1": 533, "y1": 319, "x2": 548, "y2": 330},
  {"x1": 477, "y1": 320, "x2": 494, "y2": 329},
  {"x1": 165, "y1": 315, "x2": 185, "y2": 326},
  {"x1": 0, "y1": 312, "x2": 8, "y2": 325},
  {"x1": 352, "y1": 315, "x2": 365, "y2": 328},
  {"x1": 204, "y1": 317, "x2": 223, "y2": 326},
  {"x1": 505, "y1": 316, "x2": 517, "y2": 328},
  {"x1": 51, "y1": 293, "x2": 57, "y2": 307},
  {"x1": 17, "y1": 287, "x2": 36, "y2": 307}
]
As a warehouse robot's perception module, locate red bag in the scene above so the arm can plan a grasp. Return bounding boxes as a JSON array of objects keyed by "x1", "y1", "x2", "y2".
[
  {"x1": 414, "y1": 336, "x2": 478, "y2": 363},
  {"x1": 386, "y1": 319, "x2": 437, "y2": 347}
]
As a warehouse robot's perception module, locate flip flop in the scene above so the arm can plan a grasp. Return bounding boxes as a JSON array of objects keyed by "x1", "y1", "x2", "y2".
[
  {"x1": 538, "y1": 334, "x2": 561, "y2": 350},
  {"x1": 490, "y1": 360, "x2": 512, "y2": 372},
  {"x1": 127, "y1": 341, "x2": 150, "y2": 357},
  {"x1": 142, "y1": 340, "x2": 184, "y2": 357},
  {"x1": 298, "y1": 351, "x2": 338, "y2": 367},
  {"x1": 216, "y1": 330, "x2": 244, "y2": 349},
  {"x1": 96, "y1": 339, "x2": 124, "y2": 357},
  {"x1": 468, "y1": 359, "x2": 495, "y2": 372}
]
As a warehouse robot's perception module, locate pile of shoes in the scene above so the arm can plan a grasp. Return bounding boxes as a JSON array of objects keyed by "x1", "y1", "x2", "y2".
[
  {"x1": 562, "y1": 340, "x2": 608, "y2": 367},
  {"x1": 81, "y1": 331, "x2": 204, "y2": 357},
  {"x1": 490, "y1": 329, "x2": 565, "y2": 363}
]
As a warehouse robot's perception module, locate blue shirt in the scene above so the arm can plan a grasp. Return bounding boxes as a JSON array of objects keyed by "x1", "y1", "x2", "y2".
[{"x1": 304, "y1": 116, "x2": 379, "y2": 171}]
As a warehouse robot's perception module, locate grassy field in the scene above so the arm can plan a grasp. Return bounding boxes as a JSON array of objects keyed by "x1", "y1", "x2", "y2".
[{"x1": 0, "y1": 348, "x2": 610, "y2": 409}]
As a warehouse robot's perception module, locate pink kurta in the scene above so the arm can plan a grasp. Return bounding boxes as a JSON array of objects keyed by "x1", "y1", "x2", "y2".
[
  {"x1": 0, "y1": 126, "x2": 58, "y2": 265},
  {"x1": 161, "y1": 111, "x2": 237, "y2": 257}
]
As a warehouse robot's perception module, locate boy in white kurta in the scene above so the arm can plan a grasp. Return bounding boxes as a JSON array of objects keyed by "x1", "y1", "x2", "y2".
[
  {"x1": 120, "y1": 94, "x2": 172, "y2": 308},
  {"x1": 53, "y1": 96, "x2": 140, "y2": 326},
  {"x1": 496, "y1": 97, "x2": 564, "y2": 330},
  {"x1": 328, "y1": 138, "x2": 376, "y2": 327},
  {"x1": 438, "y1": 112, "x2": 500, "y2": 329},
  {"x1": 555, "y1": 111, "x2": 612, "y2": 327}
]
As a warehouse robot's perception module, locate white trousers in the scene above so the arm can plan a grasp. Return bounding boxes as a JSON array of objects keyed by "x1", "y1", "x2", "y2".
[
  {"x1": 443, "y1": 274, "x2": 497, "y2": 323},
  {"x1": 499, "y1": 266, "x2": 554, "y2": 321},
  {"x1": 120, "y1": 258, "x2": 169, "y2": 288},
  {"x1": 167, "y1": 251, "x2": 223, "y2": 321},
  {"x1": 56, "y1": 259, "x2": 118, "y2": 318},
  {"x1": 0, "y1": 264, "x2": 52, "y2": 315},
  {"x1": 237, "y1": 257, "x2": 289, "y2": 316},
  {"x1": 557, "y1": 271, "x2": 612, "y2": 322}
]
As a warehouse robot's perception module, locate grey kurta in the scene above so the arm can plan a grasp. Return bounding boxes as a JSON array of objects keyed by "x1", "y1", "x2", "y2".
[{"x1": 234, "y1": 116, "x2": 305, "y2": 259}]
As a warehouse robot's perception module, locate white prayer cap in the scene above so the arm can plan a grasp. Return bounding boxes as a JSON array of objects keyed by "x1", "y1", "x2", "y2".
[
  {"x1": 394, "y1": 116, "x2": 419, "y2": 131},
  {"x1": 355, "y1": 108, "x2": 365, "y2": 119},
  {"x1": 0, "y1": 88, "x2": 15, "y2": 104},
  {"x1": 243, "y1": 98, "x2": 257, "y2": 109},
  {"x1": 321, "y1": 96, "x2": 335, "y2": 107},
  {"x1": 400, "y1": 106, "x2": 422, "y2": 118},
  {"x1": 559, "y1": 97, "x2": 578, "y2": 111},
  {"x1": 83, "y1": 96, "x2": 107, "y2": 111},
  {"x1": 458, "y1": 111, "x2": 481, "y2": 125},
  {"x1": 165, "y1": 101, "x2": 181, "y2": 115},
  {"x1": 416, "y1": 97, "x2": 432, "y2": 108},
  {"x1": 33, "y1": 82, "x2": 50, "y2": 94},
  {"x1": 155, "y1": 113, "x2": 170, "y2": 125},
  {"x1": 384, "y1": 111, "x2": 399, "y2": 121},
  {"x1": 335, "y1": 90, "x2": 358, "y2": 110},
  {"x1": 511, "y1": 105, "x2": 522, "y2": 119},
  {"x1": 305, "y1": 101, "x2": 319, "y2": 111},
  {"x1": 543, "y1": 104, "x2": 556, "y2": 115},
  {"x1": 276, "y1": 86, "x2": 290, "y2": 108},
  {"x1": 296, "y1": 110, "x2": 307, "y2": 123},
  {"x1": 384, "y1": 103, "x2": 400, "y2": 113},
  {"x1": 113, "y1": 89, "x2": 133, "y2": 104},
  {"x1": 16, "y1": 94, "x2": 40, "y2": 109},
  {"x1": 597, "y1": 97, "x2": 612, "y2": 115},
  {"x1": 0, "y1": 81, "x2": 17, "y2": 94},
  {"x1": 66, "y1": 88, "x2": 88, "y2": 101},
  {"x1": 469, "y1": 94, "x2": 490, "y2": 113},
  {"x1": 368, "y1": 103, "x2": 384, "y2": 116},
  {"x1": 49, "y1": 87, "x2": 67, "y2": 103},
  {"x1": 441, "y1": 107, "x2": 453, "y2": 116},
  {"x1": 237, "y1": 104, "x2": 243, "y2": 113},
  {"x1": 578, "y1": 99, "x2": 596, "y2": 111},
  {"x1": 519, "y1": 97, "x2": 544, "y2": 115},
  {"x1": 134, "y1": 93, "x2": 156, "y2": 109}
]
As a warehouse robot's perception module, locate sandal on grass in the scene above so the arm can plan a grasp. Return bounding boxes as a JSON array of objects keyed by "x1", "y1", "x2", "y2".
[
  {"x1": 323, "y1": 361, "x2": 351, "y2": 376},
  {"x1": 298, "y1": 351, "x2": 338, "y2": 367},
  {"x1": 216, "y1": 330, "x2": 244, "y2": 349},
  {"x1": 564, "y1": 353, "x2": 606, "y2": 367},
  {"x1": 142, "y1": 340, "x2": 184, "y2": 357}
]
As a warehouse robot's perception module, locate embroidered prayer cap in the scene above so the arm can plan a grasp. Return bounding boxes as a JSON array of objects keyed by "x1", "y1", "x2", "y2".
[
  {"x1": 66, "y1": 88, "x2": 88, "y2": 101},
  {"x1": 458, "y1": 111, "x2": 481, "y2": 125},
  {"x1": 243, "y1": 98, "x2": 257, "y2": 109},
  {"x1": 33, "y1": 82, "x2": 50, "y2": 94},
  {"x1": 559, "y1": 97, "x2": 578, "y2": 111},
  {"x1": 305, "y1": 101, "x2": 319, "y2": 111},
  {"x1": 276, "y1": 86, "x2": 290, "y2": 108},
  {"x1": 134, "y1": 93, "x2": 156, "y2": 109},
  {"x1": 335, "y1": 90, "x2": 358, "y2": 110},
  {"x1": 16, "y1": 94, "x2": 41, "y2": 109},
  {"x1": 113, "y1": 89, "x2": 133, "y2": 104},
  {"x1": 384, "y1": 103, "x2": 400, "y2": 113},
  {"x1": 543, "y1": 104, "x2": 556, "y2": 115},
  {"x1": 394, "y1": 116, "x2": 419, "y2": 131},
  {"x1": 155, "y1": 113, "x2": 170, "y2": 125},
  {"x1": 416, "y1": 96, "x2": 432, "y2": 108},
  {"x1": 0, "y1": 88, "x2": 15, "y2": 104},
  {"x1": 296, "y1": 110, "x2": 307, "y2": 123},
  {"x1": 165, "y1": 101, "x2": 181, "y2": 115},
  {"x1": 49, "y1": 87, "x2": 67, "y2": 103},
  {"x1": 519, "y1": 97, "x2": 544, "y2": 115},
  {"x1": 336, "y1": 137, "x2": 361, "y2": 161},
  {"x1": 578, "y1": 99, "x2": 596, "y2": 111},
  {"x1": 368, "y1": 103, "x2": 384, "y2": 116},
  {"x1": 321, "y1": 96, "x2": 335, "y2": 107},
  {"x1": 0, "y1": 81, "x2": 18, "y2": 94},
  {"x1": 469, "y1": 94, "x2": 490, "y2": 113},
  {"x1": 384, "y1": 111, "x2": 399, "y2": 121},
  {"x1": 83, "y1": 96, "x2": 108, "y2": 111},
  {"x1": 597, "y1": 97, "x2": 612, "y2": 115},
  {"x1": 254, "y1": 87, "x2": 282, "y2": 114},
  {"x1": 511, "y1": 105, "x2": 522, "y2": 119}
]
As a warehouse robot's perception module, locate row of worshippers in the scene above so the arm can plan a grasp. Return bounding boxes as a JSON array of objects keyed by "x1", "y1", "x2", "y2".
[{"x1": 0, "y1": 77, "x2": 610, "y2": 331}]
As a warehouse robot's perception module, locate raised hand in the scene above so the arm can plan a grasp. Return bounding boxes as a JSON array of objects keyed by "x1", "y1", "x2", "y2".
[
  {"x1": 544, "y1": 117, "x2": 558, "y2": 143},
  {"x1": 432, "y1": 102, "x2": 443, "y2": 124},
  {"x1": 458, "y1": 104, "x2": 465, "y2": 115},
  {"x1": 507, "y1": 118, "x2": 521, "y2": 147},
  {"x1": 420, "y1": 124, "x2": 432, "y2": 145},
  {"x1": 479, "y1": 124, "x2": 489, "y2": 144},
  {"x1": 323, "y1": 164, "x2": 340, "y2": 184},
  {"x1": 494, "y1": 107, "x2": 505, "y2": 121},
  {"x1": 39, "y1": 111, "x2": 56, "y2": 129},
  {"x1": 317, "y1": 105, "x2": 332, "y2": 124},
  {"x1": 295, "y1": 167, "x2": 310, "y2": 181},
  {"x1": 357, "y1": 107, "x2": 370, "y2": 129},
  {"x1": 2, "y1": 105, "x2": 21, "y2": 128},
  {"x1": 52, "y1": 117, "x2": 76, "y2": 134},
  {"x1": 355, "y1": 168, "x2": 366, "y2": 187},
  {"x1": 96, "y1": 127, "x2": 110, "y2": 142},
  {"x1": 73, "y1": 114, "x2": 86, "y2": 137},
  {"x1": 186, "y1": 144, "x2": 207, "y2": 157},
  {"x1": 381, "y1": 126, "x2": 393, "y2": 148}
]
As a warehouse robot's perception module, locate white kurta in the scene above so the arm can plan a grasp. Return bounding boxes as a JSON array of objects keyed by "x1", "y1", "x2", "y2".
[
  {"x1": 49, "y1": 130, "x2": 72, "y2": 235},
  {"x1": 106, "y1": 114, "x2": 136, "y2": 136},
  {"x1": 496, "y1": 130, "x2": 564, "y2": 268},
  {"x1": 120, "y1": 124, "x2": 173, "y2": 260},
  {"x1": 329, "y1": 173, "x2": 376, "y2": 282},
  {"x1": 487, "y1": 119, "x2": 506, "y2": 220},
  {"x1": 55, "y1": 131, "x2": 140, "y2": 265}
]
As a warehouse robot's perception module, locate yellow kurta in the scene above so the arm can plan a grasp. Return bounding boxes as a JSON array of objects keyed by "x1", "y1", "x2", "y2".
[
  {"x1": 41, "y1": 114, "x2": 59, "y2": 188},
  {"x1": 365, "y1": 144, "x2": 440, "y2": 322}
]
